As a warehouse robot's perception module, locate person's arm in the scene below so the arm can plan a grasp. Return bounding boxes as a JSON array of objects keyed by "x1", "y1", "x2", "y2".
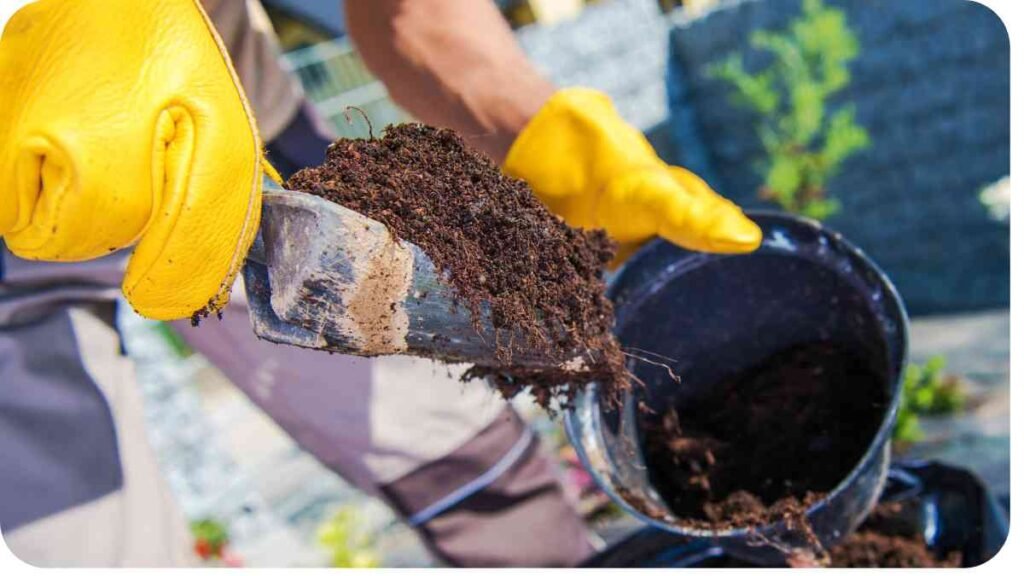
[{"x1": 345, "y1": 0, "x2": 554, "y2": 162}]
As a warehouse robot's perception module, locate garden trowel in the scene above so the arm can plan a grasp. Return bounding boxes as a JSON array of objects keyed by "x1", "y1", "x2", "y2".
[{"x1": 243, "y1": 177, "x2": 565, "y2": 369}]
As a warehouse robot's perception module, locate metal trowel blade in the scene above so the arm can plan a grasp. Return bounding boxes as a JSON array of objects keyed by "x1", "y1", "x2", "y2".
[{"x1": 243, "y1": 178, "x2": 565, "y2": 368}]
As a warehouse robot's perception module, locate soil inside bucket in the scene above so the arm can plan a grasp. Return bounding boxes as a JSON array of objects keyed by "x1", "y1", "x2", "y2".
[
  {"x1": 286, "y1": 123, "x2": 629, "y2": 409},
  {"x1": 642, "y1": 340, "x2": 888, "y2": 532}
]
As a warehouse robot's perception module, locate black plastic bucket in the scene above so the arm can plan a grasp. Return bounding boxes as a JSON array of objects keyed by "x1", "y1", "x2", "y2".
[{"x1": 567, "y1": 212, "x2": 909, "y2": 563}]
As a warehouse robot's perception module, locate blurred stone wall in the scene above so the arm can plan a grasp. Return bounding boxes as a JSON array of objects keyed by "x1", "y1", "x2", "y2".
[
  {"x1": 665, "y1": 0, "x2": 1010, "y2": 315},
  {"x1": 516, "y1": 0, "x2": 671, "y2": 133}
]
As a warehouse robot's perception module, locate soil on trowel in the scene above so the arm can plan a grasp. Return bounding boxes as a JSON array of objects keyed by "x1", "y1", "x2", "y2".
[
  {"x1": 642, "y1": 341, "x2": 888, "y2": 534},
  {"x1": 829, "y1": 502, "x2": 962, "y2": 567},
  {"x1": 286, "y1": 123, "x2": 628, "y2": 409}
]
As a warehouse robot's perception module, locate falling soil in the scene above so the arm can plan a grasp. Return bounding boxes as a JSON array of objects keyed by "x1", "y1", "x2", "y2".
[
  {"x1": 642, "y1": 341, "x2": 888, "y2": 532},
  {"x1": 286, "y1": 123, "x2": 628, "y2": 408},
  {"x1": 829, "y1": 502, "x2": 962, "y2": 567}
]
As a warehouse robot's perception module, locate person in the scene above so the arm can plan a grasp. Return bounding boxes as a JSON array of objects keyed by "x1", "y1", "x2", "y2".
[{"x1": 0, "y1": 0, "x2": 761, "y2": 568}]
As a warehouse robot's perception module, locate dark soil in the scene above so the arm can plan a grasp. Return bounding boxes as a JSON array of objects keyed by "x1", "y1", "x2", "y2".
[
  {"x1": 829, "y1": 532, "x2": 960, "y2": 567},
  {"x1": 286, "y1": 123, "x2": 628, "y2": 408},
  {"x1": 643, "y1": 341, "x2": 888, "y2": 531},
  {"x1": 598, "y1": 499, "x2": 962, "y2": 567},
  {"x1": 829, "y1": 502, "x2": 962, "y2": 567}
]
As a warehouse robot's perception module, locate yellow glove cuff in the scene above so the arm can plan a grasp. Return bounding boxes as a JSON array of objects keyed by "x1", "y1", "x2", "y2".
[{"x1": 504, "y1": 87, "x2": 761, "y2": 257}]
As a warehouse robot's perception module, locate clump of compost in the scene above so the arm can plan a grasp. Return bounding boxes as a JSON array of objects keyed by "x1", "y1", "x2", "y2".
[
  {"x1": 691, "y1": 500, "x2": 963, "y2": 567},
  {"x1": 643, "y1": 341, "x2": 888, "y2": 532},
  {"x1": 286, "y1": 123, "x2": 628, "y2": 408},
  {"x1": 829, "y1": 502, "x2": 962, "y2": 567}
]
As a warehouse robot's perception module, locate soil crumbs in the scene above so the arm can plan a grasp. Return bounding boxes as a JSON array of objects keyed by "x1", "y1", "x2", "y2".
[
  {"x1": 707, "y1": 501, "x2": 961, "y2": 567},
  {"x1": 829, "y1": 502, "x2": 962, "y2": 567},
  {"x1": 286, "y1": 124, "x2": 628, "y2": 409},
  {"x1": 643, "y1": 341, "x2": 888, "y2": 533}
]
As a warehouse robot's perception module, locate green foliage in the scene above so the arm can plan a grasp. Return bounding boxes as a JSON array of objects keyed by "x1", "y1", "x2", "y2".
[
  {"x1": 190, "y1": 518, "x2": 230, "y2": 552},
  {"x1": 156, "y1": 321, "x2": 193, "y2": 358},
  {"x1": 893, "y1": 356, "x2": 968, "y2": 444},
  {"x1": 707, "y1": 0, "x2": 870, "y2": 219},
  {"x1": 316, "y1": 506, "x2": 380, "y2": 568}
]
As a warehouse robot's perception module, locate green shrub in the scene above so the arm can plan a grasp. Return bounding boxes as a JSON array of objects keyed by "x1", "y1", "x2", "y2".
[
  {"x1": 316, "y1": 506, "x2": 380, "y2": 568},
  {"x1": 190, "y1": 518, "x2": 229, "y2": 559},
  {"x1": 893, "y1": 355, "x2": 967, "y2": 444},
  {"x1": 707, "y1": 0, "x2": 870, "y2": 220}
]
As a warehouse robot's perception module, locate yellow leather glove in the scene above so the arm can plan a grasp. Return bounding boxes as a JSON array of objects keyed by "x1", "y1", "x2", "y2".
[
  {"x1": 505, "y1": 88, "x2": 762, "y2": 264},
  {"x1": 0, "y1": 0, "x2": 269, "y2": 320}
]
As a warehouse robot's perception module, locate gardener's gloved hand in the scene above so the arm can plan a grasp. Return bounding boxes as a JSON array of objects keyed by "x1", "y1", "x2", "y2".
[
  {"x1": 504, "y1": 88, "x2": 761, "y2": 264},
  {"x1": 0, "y1": 0, "x2": 270, "y2": 320}
]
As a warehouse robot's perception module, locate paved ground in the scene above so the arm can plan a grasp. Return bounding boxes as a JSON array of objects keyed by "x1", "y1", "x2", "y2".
[{"x1": 903, "y1": 310, "x2": 1010, "y2": 501}]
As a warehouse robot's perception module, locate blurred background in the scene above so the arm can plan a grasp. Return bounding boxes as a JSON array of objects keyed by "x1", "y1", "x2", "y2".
[{"x1": 121, "y1": 0, "x2": 1009, "y2": 567}]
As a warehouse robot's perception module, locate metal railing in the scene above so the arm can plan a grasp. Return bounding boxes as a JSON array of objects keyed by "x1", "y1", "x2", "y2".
[{"x1": 283, "y1": 40, "x2": 408, "y2": 139}]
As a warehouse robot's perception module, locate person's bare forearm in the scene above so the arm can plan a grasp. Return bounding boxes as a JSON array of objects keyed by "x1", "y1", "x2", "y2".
[{"x1": 345, "y1": 0, "x2": 555, "y2": 162}]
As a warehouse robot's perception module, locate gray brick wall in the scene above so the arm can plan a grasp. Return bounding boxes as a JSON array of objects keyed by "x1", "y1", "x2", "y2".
[{"x1": 665, "y1": 0, "x2": 1009, "y2": 315}]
